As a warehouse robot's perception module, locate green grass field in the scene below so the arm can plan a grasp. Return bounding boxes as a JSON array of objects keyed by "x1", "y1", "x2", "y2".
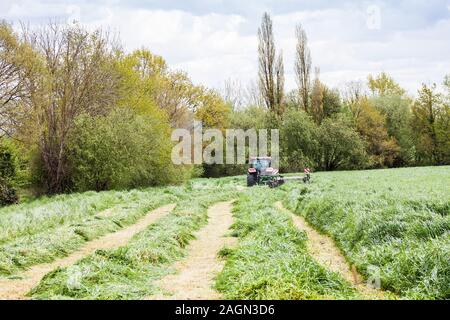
[
  {"x1": 0, "y1": 167, "x2": 448, "y2": 300},
  {"x1": 283, "y1": 166, "x2": 450, "y2": 299}
]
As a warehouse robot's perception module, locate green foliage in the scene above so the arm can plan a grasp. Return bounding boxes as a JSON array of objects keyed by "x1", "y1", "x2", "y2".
[
  {"x1": 24, "y1": 24, "x2": 122, "y2": 194},
  {"x1": 0, "y1": 139, "x2": 21, "y2": 205},
  {"x1": 308, "y1": 75, "x2": 342, "y2": 125},
  {"x1": 352, "y1": 98, "x2": 400, "y2": 168},
  {"x1": 114, "y1": 49, "x2": 166, "y2": 116},
  {"x1": 229, "y1": 106, "x2": 268, "y2": 130},
  {"x1": 368, "y1": 72, "x2": 406, "y2": 96},
  {"x1": 0, "y1": 22, "x2": 44, "y2": 139},
  {"x1": 280, "y1": 109, "x2": 367, "y2": 172},
  {"x1": 203, "y1": 106, "x2": 270, "y2": 178},
  {"x1": 195, "y1": 88, "x2": 231, "y2": 129},
  {"x1": 370, "y1": 95, "x2": 415, "y2": 165},
  {"x1": 316, "y1": 116, "x2": 367, "y2": 170},
  {"x1": 283, "y1": 166, "x2": 450, "y2": 299},
  {"x1": 280, "y1": 109, "x2": 317, "y2": 172},
  {"x1": 322, "y1": 86, "x2": 343, "y2": 119},
  {"x1": 0, "y1": 182, "x2": 17, "y2": 206},
  {"x1": 0, "y1": 139, "x2": 18, "y2": 181},
  {"x1": 66, "y1": 108, "x2": 179, "y2": 192},
  {"x1": 411, "y1": 84, "x2": 450, "y2": 165}
]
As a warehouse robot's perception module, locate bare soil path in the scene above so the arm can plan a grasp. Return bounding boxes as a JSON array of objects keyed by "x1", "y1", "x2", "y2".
[
  {"x1": 0, "y1": 203, "x2": 176, "y2": 300},
  {"x1": 275, "y1": 202, "x2": 387, "y2": 299},
  {"x1": 149, "y1": 201, "x2": 235, "y2": 300}
]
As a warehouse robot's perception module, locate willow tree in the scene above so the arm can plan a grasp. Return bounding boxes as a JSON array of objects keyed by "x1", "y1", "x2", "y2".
[{"x1": 24, "y1": 23, "x2": 120, "y2": 193}]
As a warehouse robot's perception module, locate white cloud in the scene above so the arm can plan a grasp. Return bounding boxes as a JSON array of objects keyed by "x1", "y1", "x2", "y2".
[
  {"x1": 2, "y1": 1, "x2": 449, "y2": 94},
  {"x1": 271, "y1": 7, "x2": 450, "y2": 93},
  {"x1": 81, "y1": 8, "x2": 258, "y2": 87}
]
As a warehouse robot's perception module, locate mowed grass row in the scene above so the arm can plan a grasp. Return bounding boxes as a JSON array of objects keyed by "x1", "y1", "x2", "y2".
[
  {"x1": 0, "y1": 176, "x2": 244, "y2": 277},
  {"x1": 215, "y1": 187, "x2": 359, "y2": 300},
  {"x1": 0, "y1": 190, "x2": 135, "y2": 243},
  {"x1": 283, "y1": 166, "x2": 450, "y2": 299},
  {"x1": 0, "y1": 189, "x2": 178, "y2": 276},
  {"x1": 1, "y1": 168, "x2": 447, "y2": 299},
  {"x1": 29, "y1": 179, "x2": 239, "y2": 299}
]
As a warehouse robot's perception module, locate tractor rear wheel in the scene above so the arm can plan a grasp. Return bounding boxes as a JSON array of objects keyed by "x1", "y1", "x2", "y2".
[{"x1": 247, "y1": 174, "x2": 257, "y2": 187}]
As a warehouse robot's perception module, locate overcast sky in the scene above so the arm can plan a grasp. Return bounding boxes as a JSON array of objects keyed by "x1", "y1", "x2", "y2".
[{"x1": 2, "y1": 0, "x2": 450, "y2": 94}]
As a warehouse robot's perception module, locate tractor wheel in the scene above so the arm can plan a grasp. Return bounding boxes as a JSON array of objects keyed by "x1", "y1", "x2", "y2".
[{"x1": 247, "y1": 174, "x2": 257, "y2": 187}]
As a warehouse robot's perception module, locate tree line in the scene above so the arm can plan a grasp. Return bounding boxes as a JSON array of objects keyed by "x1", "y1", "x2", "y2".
[
  {"x1": 0, "y1": 21, "x2": 229, "y2": 203},
  {"x1": 0, "y1": 14, "x2": 449, "y2": 204},
  {"x1": 223, "y1": 13, "x2": 449, "y2": 175}
]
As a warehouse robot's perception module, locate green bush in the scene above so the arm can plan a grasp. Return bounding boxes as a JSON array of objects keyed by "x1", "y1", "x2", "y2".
[
  {"x1": 316, "y1": 116, "x2": 368, "y2": 170},
  {"x1": 0, "y1": 181, "x2": 17, "y2": 206},
  {"x1": 280, "y1": 109, "x2": 318, "y2": 172},
  {"x1": 0, "y1": 139, "x2": 20, "y2": 205},
  {"x1": 66, "y1": 108, "x2": 183, "y2": 192}
]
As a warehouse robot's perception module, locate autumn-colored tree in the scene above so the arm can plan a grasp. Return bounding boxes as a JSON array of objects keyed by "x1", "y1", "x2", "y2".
[
  {"x1": 354, "y1": 97, "x2": 400, "y2": 167},
  {"x1": 367, "y1": 73, "x2": 414, "y2": 165},
  {"x1": 342, "y1": 81, "x2": 364, "y2": 106},
  {"x1": 370, "y1": 94, "x2": 414, "y2": 165},
  {"x1": 368, "y1": 72, "x2": 405, "y2": 96}
]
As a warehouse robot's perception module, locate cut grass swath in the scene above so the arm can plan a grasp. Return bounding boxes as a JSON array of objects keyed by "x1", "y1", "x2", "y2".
[{"x1": 215, "y1": 187, "x2": 359, "y2": 300}]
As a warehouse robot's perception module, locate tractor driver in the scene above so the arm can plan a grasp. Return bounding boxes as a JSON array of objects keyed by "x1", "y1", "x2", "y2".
[{"x1": 255, "y1": 159, "x2": 263, "y2": 173}]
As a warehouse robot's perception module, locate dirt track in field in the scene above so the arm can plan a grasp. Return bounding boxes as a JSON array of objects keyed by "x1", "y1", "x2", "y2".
[
  {"x1": 275, "y1": 202, "x2": 387, "y2": 299},
  {"x1": 0, "y1": 203, "x2": 176, "y2": 300},
  {"x1": 148, "y1": 201, "x2": 235, "y2": 300}
]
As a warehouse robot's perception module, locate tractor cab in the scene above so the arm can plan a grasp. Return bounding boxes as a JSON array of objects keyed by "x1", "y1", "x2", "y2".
[{"x1": 250, "y1": 157, "x2": 272, "y2": 175}]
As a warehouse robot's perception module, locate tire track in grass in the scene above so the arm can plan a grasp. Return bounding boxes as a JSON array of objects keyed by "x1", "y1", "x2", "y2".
[
  {"x1": 148, "y1": 201, "x2": 235, "y2": 300},
  {"x1": 275, "y1": 202, "x2": 387, "y2": 299},
  {"x1": 0, "y1": 204, "x2": 176, "y2": 300}
]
